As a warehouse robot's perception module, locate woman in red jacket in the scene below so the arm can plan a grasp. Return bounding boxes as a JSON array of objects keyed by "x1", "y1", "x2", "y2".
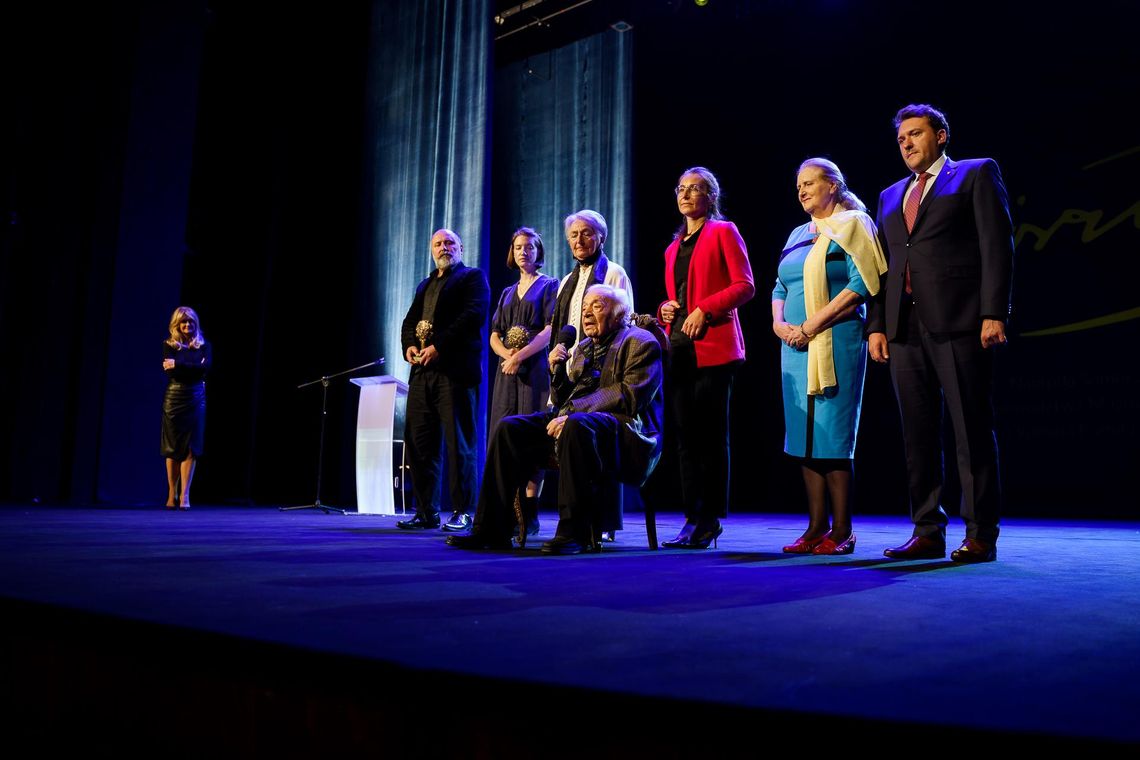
[{"x1": 659, "y1": 167, "x2": 755, "y2": 548}]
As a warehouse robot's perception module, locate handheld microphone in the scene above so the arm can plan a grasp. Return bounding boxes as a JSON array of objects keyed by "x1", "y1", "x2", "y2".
[{"x1": 557, "y1": 324, "x2": 577, "y2": 349}]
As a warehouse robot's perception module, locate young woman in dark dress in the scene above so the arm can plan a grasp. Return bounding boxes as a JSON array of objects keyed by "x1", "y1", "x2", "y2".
[
  {"x1": 162, "y1": 306, "x2": 211, "y2": 509},
  {"x1": 488, "y1": 227, "x2": 558, "y2": 536}
]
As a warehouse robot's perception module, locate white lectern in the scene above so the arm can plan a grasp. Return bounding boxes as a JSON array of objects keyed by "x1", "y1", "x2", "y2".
[{"x1": 350, "y1": 375, "x2": 408, "y2": 515}]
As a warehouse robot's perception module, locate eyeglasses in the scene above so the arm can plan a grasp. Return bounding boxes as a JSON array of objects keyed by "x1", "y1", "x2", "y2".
[{"x1": 675, "y1": 184, "x2": 707, "y2": 196}]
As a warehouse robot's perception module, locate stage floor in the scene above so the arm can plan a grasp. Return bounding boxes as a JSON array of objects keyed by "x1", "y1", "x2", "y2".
[{"x1": 1, "y1": 505, "x2": 1137, "y2": 748}]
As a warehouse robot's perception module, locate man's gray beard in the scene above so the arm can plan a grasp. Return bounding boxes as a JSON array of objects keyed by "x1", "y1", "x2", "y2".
[{"x1": 436, "y1": 256, "x2": 453, "y2": 272}]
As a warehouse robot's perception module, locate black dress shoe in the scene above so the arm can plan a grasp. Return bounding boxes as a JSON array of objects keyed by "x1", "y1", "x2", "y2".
[
  {"x1": 883, "y1": 535, "x2": 945, "y2": 559},
  {"x1": 541, "y1": 535, "x2": 588, "y2": 555},
  {"x1": 446, "y1": 530, "x2": 513, "y2": 550},
  {"x1": 397, "y1": 512, "x2": 440, "y2": 530},
  {"x1": 441, "y1": 511, "x2": 471, "y2": 532},
  {"x1": 950, "y1": 538, "x2": 997, "y2": 563}
]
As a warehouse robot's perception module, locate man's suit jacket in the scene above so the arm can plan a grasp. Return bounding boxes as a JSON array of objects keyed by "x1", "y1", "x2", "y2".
[
  {"x1": 551, "y1": 324, "x2": 664, "y2": 486},
  {"x1": 659, "y1": 219, "x2": 755, "y2": 367},
  {"x1": 867, "y1": 157, "x2": 1014, "y2": 340},
  {"x1": 401, "y1": 262, "x2": 491, "y2": 387}
]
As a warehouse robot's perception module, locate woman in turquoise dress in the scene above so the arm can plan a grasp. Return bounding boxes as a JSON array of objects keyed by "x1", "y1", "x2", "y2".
[{"x1": 772, "y1": 158, "x2": 887, "y2": 555}]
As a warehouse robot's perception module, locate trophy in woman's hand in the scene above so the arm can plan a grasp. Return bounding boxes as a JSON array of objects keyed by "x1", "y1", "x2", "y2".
[{"x1": 505, "y1": 325, "x2": 530, "y2": 377}]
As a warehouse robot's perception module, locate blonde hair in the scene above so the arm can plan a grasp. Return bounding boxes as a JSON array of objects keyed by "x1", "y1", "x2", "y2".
[
  {"x1": 797, "y1": 157, "x2": 867, "y2": 213},
  {"x1": 167, "y1": 306, "x2": 204, "y2": 349}
]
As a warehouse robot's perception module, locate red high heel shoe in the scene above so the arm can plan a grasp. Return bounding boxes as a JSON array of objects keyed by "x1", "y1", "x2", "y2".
[
  {"x1": 812, "y1": 532, "x2": 856, "y2": 555},
  {"x1": 782, "y1": 533, "x2": 828, "y2": 554}
]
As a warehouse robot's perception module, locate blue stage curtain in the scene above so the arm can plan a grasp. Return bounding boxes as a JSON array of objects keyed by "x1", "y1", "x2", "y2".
[
  {"x1": 363, "y1": 0, "x2": 491, "y2": 504},
  {"x1": 365, "y1": 0, "x2": 492, "y2": 382},
  {"x1": 493, "y1": 29, "x2": 634, "y2": 297}
]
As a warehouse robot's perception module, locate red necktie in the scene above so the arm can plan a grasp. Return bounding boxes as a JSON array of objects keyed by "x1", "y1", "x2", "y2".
[
  {"x1": 904, "y1": 172, "x2": 929, "y2": 232},
  {"x1": 903, "y1": 172, "x2": 929, "y2": 294}
]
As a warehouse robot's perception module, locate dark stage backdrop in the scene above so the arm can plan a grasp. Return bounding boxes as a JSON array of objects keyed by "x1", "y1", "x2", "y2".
[
  {"x1": 619, "y1": 0, "x2": 1139, "y2": 518},
  {"x1": 3, "y1": 0, "x2": 1137, "y2": 518},
  {"x1": 1, "y1": 1, "x2": 205, "y2": 505}
]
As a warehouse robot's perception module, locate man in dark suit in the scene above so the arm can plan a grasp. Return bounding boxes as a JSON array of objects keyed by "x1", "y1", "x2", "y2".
[
  {"x1": 448, "y1": 284, "x2": 664, "y2": 555},
  {"x1": 397, "y1": 229, "x2": 490, "y2": 532},
  {"x1": 867, "y1": 104, "x2": 1014, "y2": 563}
]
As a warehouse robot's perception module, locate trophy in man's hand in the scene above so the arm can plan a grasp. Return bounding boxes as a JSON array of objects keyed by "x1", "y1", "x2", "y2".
[{"x1": 413, "y1": 320, "x2": 433, "y2": 363}]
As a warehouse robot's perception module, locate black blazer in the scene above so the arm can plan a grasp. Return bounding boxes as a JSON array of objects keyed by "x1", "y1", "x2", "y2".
[
  {"x1": 401, "y1": 262, "x2": 490, "y2": 387},
  {"x1": 868, "y1": 157, "x2": 1014, "y2": 339}
]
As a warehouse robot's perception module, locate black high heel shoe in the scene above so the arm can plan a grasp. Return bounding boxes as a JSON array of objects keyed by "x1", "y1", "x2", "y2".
[
  {"x1": 688, "y1": 520, "x2": 723, "y2": 550},
  {"x1": 661, "y1": 520, "x2": 698, "y2": 549}
]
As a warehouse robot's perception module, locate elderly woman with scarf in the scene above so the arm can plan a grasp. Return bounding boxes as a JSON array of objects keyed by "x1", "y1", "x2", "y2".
[
  {"x1": 546, "y1": 209, "x2": 634, "y2": 542},
  {"x1": 772, "y1": 158, "x2": 887, "y2": 555},
  {"x1": 548, "y1": 209, "x2": 634, "y2": 360}
]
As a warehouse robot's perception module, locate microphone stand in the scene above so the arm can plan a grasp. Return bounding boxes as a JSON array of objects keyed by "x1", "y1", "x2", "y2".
[{"x1": 280, "y1": 357, "x2": 385, "y2": 515}]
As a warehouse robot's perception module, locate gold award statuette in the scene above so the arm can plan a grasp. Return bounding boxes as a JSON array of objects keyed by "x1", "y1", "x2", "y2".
[
  {"x1": 505, "y1": 325, "x2": 530, "y2": 376},
  {"x1": 414, "y1": 320, "x2": 433, "y2": 363},
  {"x1": 504, "y1": 325, "x2": 530, "y2": 350}
]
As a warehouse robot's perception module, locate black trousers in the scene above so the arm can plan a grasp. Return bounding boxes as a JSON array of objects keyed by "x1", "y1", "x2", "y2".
[
  {"x1": 890, "y1": 300, "x2": 1001, "y2": 543},
  {"x1": 669, "y1": 340, "x2": 737, "y2": 521},
  {"x1": 405, "y1": 369, "x2": 478, "y2": 518},
  {"x1": 474, "y1": 411, "x2": 623, "y2": 538}
]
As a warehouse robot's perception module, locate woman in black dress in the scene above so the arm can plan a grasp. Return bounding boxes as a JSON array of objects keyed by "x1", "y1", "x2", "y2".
[
  {"x1": 488, "y1": 227, "x2": 558, "y2": 538},
  {"x1": 162, "y1": 306, "x2": 211, "y2": 509}
]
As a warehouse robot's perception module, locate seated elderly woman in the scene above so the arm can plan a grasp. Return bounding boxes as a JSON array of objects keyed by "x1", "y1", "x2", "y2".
[{"x1": 448, "y1": 284, "x2": 664, "y2": 555}]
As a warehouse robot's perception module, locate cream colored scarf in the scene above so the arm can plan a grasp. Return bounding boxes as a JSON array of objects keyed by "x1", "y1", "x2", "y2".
[{"x1": 802, "y1": 209, "x2": 888, "y2": 394}]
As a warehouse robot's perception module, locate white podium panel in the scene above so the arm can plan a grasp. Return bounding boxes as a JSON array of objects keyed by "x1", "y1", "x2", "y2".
[{"x1": 350, "y1": 375, "x2": 408, "y2": 515}]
